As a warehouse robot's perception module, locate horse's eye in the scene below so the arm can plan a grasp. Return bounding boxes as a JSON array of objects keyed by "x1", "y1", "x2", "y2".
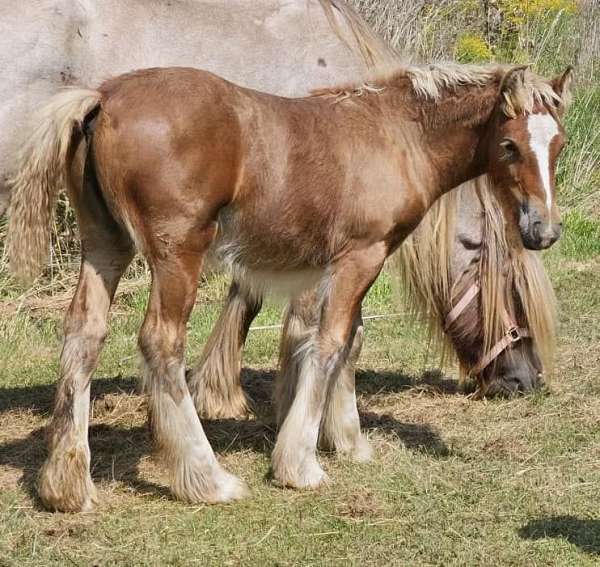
[{"x1": 500, "y1": 139, "x2": 519, "y2": 159}]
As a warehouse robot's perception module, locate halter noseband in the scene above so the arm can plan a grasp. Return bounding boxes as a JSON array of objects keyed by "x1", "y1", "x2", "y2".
[{"x1": 444, "y1": 282, "x2": 530, "y2": 376}]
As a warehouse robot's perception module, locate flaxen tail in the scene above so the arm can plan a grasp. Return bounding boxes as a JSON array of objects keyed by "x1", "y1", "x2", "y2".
[{"x1": 6, "y1": 88, "x2": 101, "y2": 283}]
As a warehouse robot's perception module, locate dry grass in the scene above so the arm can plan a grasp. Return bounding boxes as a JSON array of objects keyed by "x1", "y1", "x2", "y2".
[
  {"x1": 0, "y1": 258, "x2": 599, "y2": 565},
  {"x1": 0, "y1": 2, "x2": 599, "y2": 565}
]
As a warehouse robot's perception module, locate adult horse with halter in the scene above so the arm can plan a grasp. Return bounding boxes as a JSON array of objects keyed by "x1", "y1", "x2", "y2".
[
  {"x1": 7, "y1": 61, "x2": 571, "y2": 512},
  {"x1": 2, "y1": 0, "x2": 558, "y2": 402}
]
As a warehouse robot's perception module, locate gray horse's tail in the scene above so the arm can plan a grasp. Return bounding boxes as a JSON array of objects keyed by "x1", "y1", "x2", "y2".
[{"x1": 6, "y1": 88, "x2": 101, "y2": 283}]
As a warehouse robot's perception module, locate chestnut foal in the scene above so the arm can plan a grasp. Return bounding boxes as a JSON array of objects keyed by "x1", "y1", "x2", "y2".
[{"x1": 7, "y1": 63, "x2": 571, "y2": 511}]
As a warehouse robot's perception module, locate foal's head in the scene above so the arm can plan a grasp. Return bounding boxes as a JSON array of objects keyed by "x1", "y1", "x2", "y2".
[{"x1": 484, "y1": 66, "x2": 574, "y2": 250}]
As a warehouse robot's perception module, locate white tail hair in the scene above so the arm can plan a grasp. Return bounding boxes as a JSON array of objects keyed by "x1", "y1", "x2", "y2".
[{"x1": 6, "y1": 88, "x2": 101, "y2": 282}]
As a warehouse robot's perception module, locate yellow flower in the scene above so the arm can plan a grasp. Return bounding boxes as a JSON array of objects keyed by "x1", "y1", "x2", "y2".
[
  {"x1": 455, "y1": 34, "x2": 493, "y2": 63},
  {"x1": 500, "y1": 0, "x2": 577, "y2": 25}
]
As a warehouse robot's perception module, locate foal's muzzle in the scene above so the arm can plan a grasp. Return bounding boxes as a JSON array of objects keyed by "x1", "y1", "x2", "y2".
[{"x1": 519, "y1": 206, "x2": 561, "y2": 250}]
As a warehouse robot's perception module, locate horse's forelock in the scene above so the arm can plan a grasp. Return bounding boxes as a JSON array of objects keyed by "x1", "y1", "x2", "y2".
[{"x1": 390, "y1": 174, "x2": 556, "y2": 380}]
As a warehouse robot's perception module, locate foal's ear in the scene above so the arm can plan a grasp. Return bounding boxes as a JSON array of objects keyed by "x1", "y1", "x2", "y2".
[
  {"x1": 499, "y1": 65, "x2": 532, "y2": 118},
  {"x1": 551, "y1": 66, "x2": 574, "y2": 116}
]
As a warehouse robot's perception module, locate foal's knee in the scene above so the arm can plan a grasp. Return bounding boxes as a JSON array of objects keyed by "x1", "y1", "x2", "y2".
[
  {"x1": 138, "y1": 317, "x2": 184, "y2": 359},
  {"x1": 64, "y1": 309, "x2": 108, "y2": 341}
]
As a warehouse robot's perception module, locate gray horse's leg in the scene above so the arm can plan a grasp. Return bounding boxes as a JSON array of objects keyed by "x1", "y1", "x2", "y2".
[{"x1": 188, "y1": 281, "x2": 262, "y2": 419}]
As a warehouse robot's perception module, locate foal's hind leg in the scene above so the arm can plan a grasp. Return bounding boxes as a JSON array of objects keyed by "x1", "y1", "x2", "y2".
[
  {"x1": 139, "y1": 248, "x2": 247, "y2": 503},
  {"x1": 188, "y1": 281, "x2": 262, "y2": 419},
  {"x1": 38, "y1": 250, "x2": 131, "y2": 512},
  {"x1": 272, "y1": 247, "x2": 385, "y2": 489},
  {"x1": 319, "y1": 313, "x2": 373, "y2": 463},
  {"x1": 39, "y1": 151, "x2": 133, "y2": 511}
]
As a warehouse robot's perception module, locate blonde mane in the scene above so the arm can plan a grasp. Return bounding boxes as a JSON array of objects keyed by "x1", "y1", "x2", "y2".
[
  {"x1": 311, "y1": 62, "x2": 563, "y2": 117},
  {"x1": 317, "y1": 0, "x2": 398, "y2": 67},
  {"x1": 390, "y1": 176, "x2": 557, "y2": 382},
  {"x1": 316, "y1": 2, "x2": 558, "y2": 384}
]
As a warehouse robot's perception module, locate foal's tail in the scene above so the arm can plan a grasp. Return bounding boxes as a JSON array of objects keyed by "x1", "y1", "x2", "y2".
[{"x1": 6, "y1": 88, "x2": 101, "y2": 283}]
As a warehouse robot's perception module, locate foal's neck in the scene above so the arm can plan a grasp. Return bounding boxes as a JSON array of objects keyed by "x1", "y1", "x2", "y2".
[{"x1": 380, "y1": 77, "x2": 500, "y2": 201}]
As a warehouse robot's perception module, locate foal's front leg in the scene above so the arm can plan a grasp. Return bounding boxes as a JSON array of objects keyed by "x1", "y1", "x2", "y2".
[
  {"x1": 187, "y1": 281, "x2": 262, "y2": 419},
  {"x1": 319, "y1": 313, "x2": 373, "y2": 463},
  {"x1": 274, "y1": 289, "x2": 319, "y2": 428},
  {"x1": 271, "y1": 247, "x2": 385, "y2": 488},
  {"x1": 139, "y1": 252, "x2": 247, "y2": 503}
]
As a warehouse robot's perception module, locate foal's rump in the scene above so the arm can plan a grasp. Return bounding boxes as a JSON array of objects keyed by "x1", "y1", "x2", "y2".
[
  {"x1": 91, "y1": 68, "x2": 246, "y2": 257},
  {"x1": 6, "y1": 69, "x2": 243, "y2": 280}
]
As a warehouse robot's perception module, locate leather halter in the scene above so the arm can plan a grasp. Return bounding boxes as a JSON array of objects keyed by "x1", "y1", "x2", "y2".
[{"x1": 444, "y1": 282, "x2": 530, "y2": 376}]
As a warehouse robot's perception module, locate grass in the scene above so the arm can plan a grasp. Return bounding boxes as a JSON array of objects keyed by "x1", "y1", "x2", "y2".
[
  {"x1": 0, "y1": 254, "x2": 599, "y2": 566},
  {"x1": 1, "y1": 1, "x2": 599, "y2": 565}
]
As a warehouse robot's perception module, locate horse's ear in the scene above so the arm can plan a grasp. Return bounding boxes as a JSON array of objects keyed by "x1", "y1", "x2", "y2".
[
  {"x1": 551, "y1": 66, "x2": 574, "y2": 116},
  {"x1": 499, "y1": 65, "x2": 531, "y2": 118}
]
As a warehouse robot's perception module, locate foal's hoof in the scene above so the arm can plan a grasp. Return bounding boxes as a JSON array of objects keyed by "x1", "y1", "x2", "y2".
[
  {"x1": 172, "y1": 461, "x2": 248, "y2": 504},
  {"x1": 38, "y1": 450, "x2": 98, "y2": 513},
  {"x1": 272, "y1": 454, "x2": 329, "y2": 490},
  {"x1": 187, "y1": 375, "x2": 252, "y2": 420},
  {"x1": 320, "y1": 432, "x2": 374, "y2": 464},
  {"x1": 210, "y1": 470, "x2": 249, "y2": 503},
  {"x1": 194, "y1": 391, "x2": 252, "y2": 420},
  {"x1": 349, "y1": 435, "x2": 374, "y2": 464}
]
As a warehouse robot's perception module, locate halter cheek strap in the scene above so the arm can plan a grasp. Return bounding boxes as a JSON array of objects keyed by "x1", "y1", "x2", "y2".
[
  {"x1": 443, "y1": 282, "x2": 530, "y2": 376},
  {"x1": 445, "y1": 282, "x2": 480, "y2": 328}
]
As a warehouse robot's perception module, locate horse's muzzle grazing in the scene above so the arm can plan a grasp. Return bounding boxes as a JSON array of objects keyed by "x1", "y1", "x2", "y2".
[
  {"x1": 481, "y1": 340, "x2": 545, "y2": 397},
  {"x1": 518, "y1": 206, "x2": 561, "y2": 250},
  {"x1": 485, "y1": 369, "x2": 543, "y2": 397}
]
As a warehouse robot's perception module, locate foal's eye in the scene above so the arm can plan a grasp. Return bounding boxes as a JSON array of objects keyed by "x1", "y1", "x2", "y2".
[{"x1": 500, "y1": 139, "x2": 519, "y2": 159}]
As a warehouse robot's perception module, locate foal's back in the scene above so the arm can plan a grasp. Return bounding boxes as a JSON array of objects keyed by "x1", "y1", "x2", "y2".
[{"x1": 94, "y1": 67, "x2": 404, "y2": 273}]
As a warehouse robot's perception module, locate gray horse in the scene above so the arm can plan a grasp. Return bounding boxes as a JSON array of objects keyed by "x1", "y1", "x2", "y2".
[{"x1": 0, "y1": 0, "x2": 387, "y2": 214}]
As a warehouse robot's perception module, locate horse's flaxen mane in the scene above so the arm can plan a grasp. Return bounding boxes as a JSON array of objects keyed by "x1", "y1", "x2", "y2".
[
  {"x1": 390, "y1": 175, "x2": 557, "y2": 381},
  {"x1": 316, "y1": 0, "x2": 397, "y2": 68},
  {"x1": 389, "y1": 189, "x2": 457, "y2": 371},
  {"x1": 311, "y1": 4, "x2": 559, "y2": 382},
  {"x1": 311, "y1": 62, "x2": 563, "y2": 116}
]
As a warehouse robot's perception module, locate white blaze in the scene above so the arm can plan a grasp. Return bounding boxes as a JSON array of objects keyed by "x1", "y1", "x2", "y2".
[{"x1": 526, "y1": 113, "x2": 559, "y2": 213}]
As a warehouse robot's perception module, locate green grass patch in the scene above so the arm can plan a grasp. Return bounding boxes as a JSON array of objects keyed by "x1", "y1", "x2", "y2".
[{"x1": 558, "y1": 211, "x2": 600, "y2": 260}]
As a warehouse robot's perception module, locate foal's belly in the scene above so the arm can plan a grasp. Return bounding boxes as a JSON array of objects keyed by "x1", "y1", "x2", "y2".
[
  {"x1": 212, "y1": 227, "x2": 326, "y2": 298},
  {"x1": 213, "y1": 206, "x2": 330, "y2": 298},
  {"x1": 239, "y1": 266, "x2": 325, "y2": 299}
]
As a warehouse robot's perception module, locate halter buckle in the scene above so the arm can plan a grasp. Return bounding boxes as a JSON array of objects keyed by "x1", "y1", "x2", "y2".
[{"x1": 507, "y1": 326, "x2": 521, "y2": 342}]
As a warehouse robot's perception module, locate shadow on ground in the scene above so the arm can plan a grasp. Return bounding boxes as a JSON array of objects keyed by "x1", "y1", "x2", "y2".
[
  {"x1": 0, "y1": 366, "x2": 455, "y2": 507},
  {"x1": 519, "y1": 516, "x2": 600, "y2": 555},
  {"x1": 0, "y1": 366, "x2": 461, "y2": 417}
]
